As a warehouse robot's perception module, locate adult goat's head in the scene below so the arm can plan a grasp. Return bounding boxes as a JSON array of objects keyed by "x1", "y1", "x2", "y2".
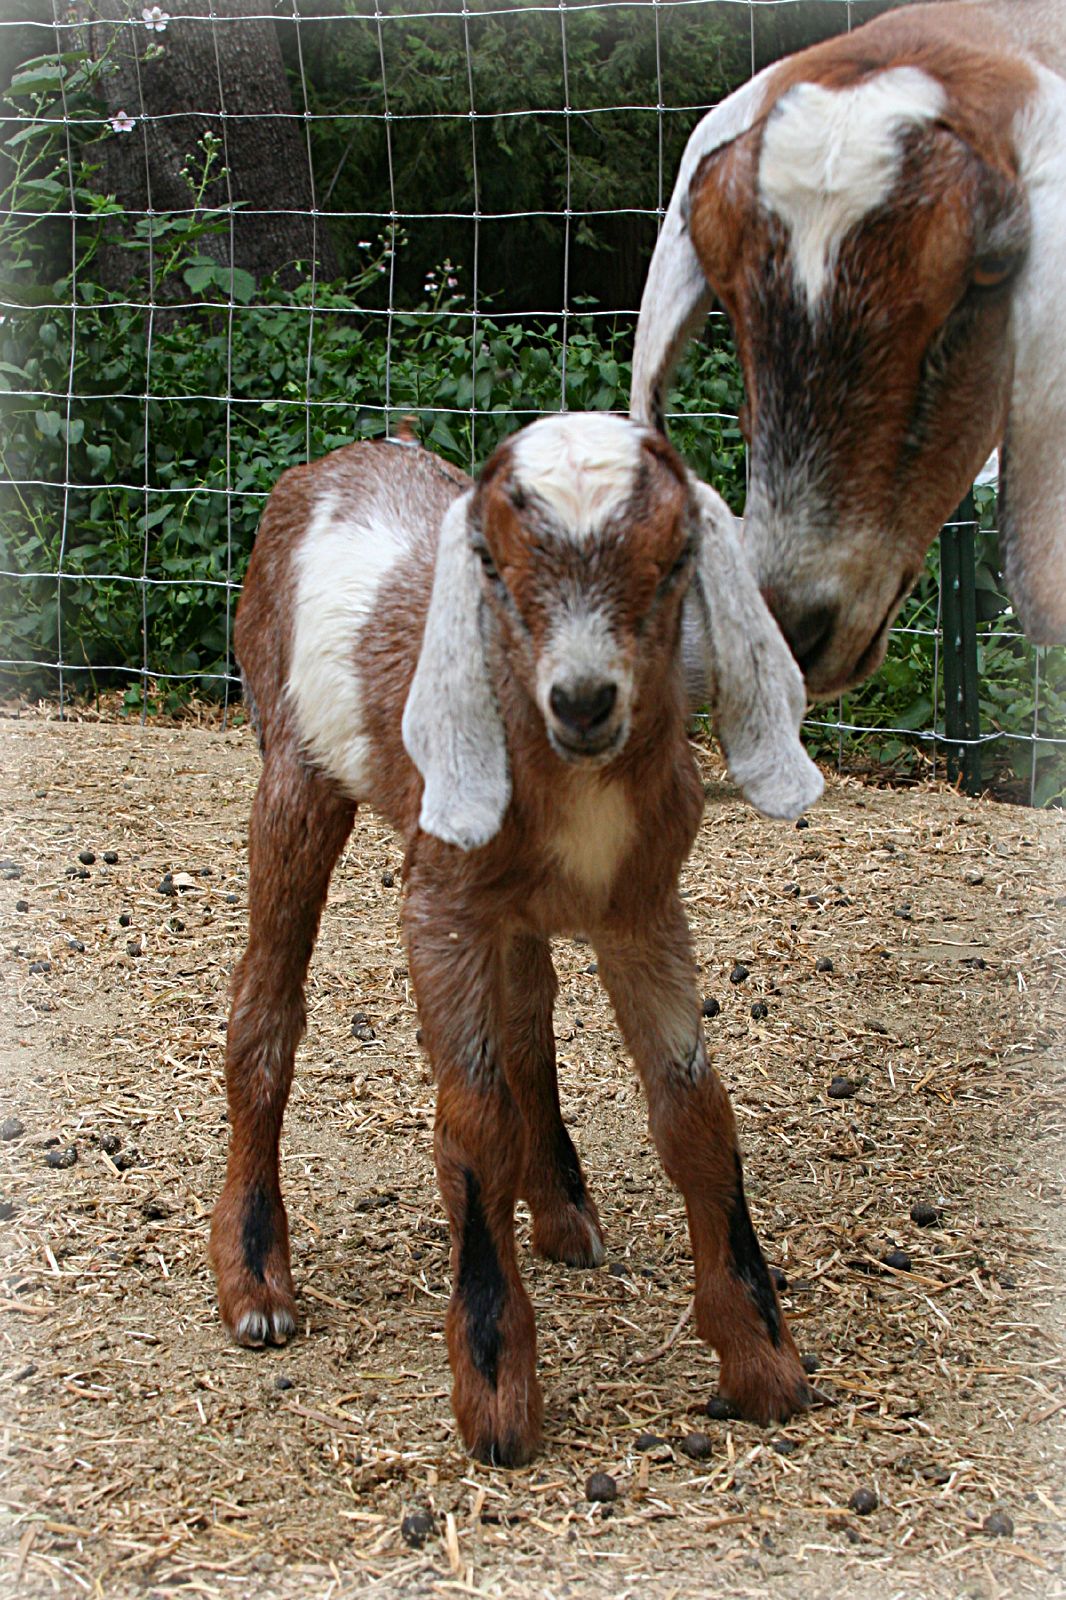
[{"x1": 631, "y1": 4, "x2": 1066, "y2": 693}]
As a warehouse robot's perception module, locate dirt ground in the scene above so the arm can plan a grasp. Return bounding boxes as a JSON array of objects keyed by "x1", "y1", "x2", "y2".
[{"x1": 0, "y1": 715, "x2": 1064, "y2": 1600}]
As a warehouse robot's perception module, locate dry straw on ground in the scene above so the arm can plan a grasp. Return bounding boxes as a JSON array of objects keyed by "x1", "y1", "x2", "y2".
[{"x1": 0, "y1": 715, "x2": 1063, "y2": 1599}]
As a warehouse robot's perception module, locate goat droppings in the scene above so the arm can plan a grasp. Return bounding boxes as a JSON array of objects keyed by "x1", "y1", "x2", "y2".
[
  {"x1": 401, "y1": 1510, "x2": 436, "y2": 1549},
  {"x1": 827, "y1": 1075, "x2": 859, "y2": 1100},
  {"x1": 586, "y1": 1472, "x2": 618, "y2": 1503},
  {"x1": 680, "y1": 1432, "x2": 714, "y2": 1461}
]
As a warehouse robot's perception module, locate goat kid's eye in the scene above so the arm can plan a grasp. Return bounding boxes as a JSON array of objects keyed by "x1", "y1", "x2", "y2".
[
  {"x1": 970, "y1": 253, "x2": 1020, "y2": 291},
  {"x1": 659, "y1": 545, "x2": 695, "y2": 590},
  {"x1": 473, "y1": 544, "x2": 501, "y2": 582}
]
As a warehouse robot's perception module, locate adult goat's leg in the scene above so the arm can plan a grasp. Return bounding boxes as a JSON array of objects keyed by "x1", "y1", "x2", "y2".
[
  {"x1": 210, "y1": 752, "x2": 354, "y2": 1345},
  {"x1": 505, "y1": 933, "x2": 604, "y2": 1268},
  {"x1": 594, "y1": 897, "x2": 809, "y2": 1424},
  {"x1": 406, "y1": 894, "x2": 543, "y2": 1465}
]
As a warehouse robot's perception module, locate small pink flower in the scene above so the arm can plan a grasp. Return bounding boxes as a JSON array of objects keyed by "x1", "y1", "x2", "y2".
[
  {"x1": 110, "y1": 110, "x2": 136, "y2": 134},
  {"x1": 142, "y1": 5, "x2": 169, "y2": 29},
  {"x1": 446, "y1": 276, "x2": 457, "y2": 288}
]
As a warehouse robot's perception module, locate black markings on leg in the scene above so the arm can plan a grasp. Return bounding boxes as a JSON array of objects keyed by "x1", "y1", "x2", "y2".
[
  {"x1": 727, "y1": 1152, "x2": 781, "y2": 1347},
  {"x1": 553, "y1": 1121, "x2": 588, "y2": 1211},
  {"x1": 459, "y1": 1169, "x2": 506, "y2": 1386},
  {"x1": 242, "y1": 1185, "x2": 274, "y2": 1283}
]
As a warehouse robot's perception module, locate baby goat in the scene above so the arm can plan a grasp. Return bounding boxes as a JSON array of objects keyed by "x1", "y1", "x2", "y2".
[
  {"x1": 209, "y1": 414, "x2": 822, "y2": 1465},
  {"x1": 632, "y1": 0, "x2": 1066, "y2": 685}
]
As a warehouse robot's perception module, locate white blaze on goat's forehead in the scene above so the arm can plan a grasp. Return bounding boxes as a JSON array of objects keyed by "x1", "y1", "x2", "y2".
[
  {"x1": 287, "y1": 489, "x2": 409, "y2": 798},
  {"x1": 759, "y1": 66, "x2": 946, "y2": 308},
  {"x1": 509, "y1": 414, "x2": 644, "y2": 541}
]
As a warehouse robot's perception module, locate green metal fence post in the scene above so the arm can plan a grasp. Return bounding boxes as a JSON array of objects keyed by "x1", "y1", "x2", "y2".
[{"x1": 940, "y1": 491, "x2": 982, "y2": 796}]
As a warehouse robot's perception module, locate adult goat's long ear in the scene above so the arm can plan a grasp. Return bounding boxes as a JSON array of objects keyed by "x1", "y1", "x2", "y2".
[
  {"x1": 402, "y1": 489, "x2": 510, "y2": 849},
  {"x1": 689, "y1": 478, "x2": 823, "y2": 821},
  {"x1": 1001, "y1": 67, "x2": 1066, "y2": 644},
  {"x1": 630, "y1": 68, "x2": 772, "y2": 432}
]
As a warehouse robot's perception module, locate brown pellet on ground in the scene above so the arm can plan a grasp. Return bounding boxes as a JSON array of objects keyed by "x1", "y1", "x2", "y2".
[
  {"x1": 585, "y1": 1472, "x2": 618, "y2": 1503},
  {"x1": 400, "y1": 1510, "x2": 435, "y2": 1548},
  {"x1": 680, "y1": 1432, "x2": 713, "y2": 1461}
]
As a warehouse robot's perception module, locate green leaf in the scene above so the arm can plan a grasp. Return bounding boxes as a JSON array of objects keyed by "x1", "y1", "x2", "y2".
[
  {"x1": 227, "y1": 268, "x2": 256, "y2": 305},
  {"x1": 183, "y1": 263, "x2": 217, "y2": 295},
  {"x1": 8, "y1": 62, "x2": 64, "y2": 96},
  {"x1": 35, "y1": 409, "x2": 61, "y2": 438}
]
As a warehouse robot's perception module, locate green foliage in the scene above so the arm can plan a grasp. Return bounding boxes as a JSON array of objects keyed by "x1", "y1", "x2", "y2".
[{"x1": 287, "y1": 0, "x2": 748, "y2": 306}]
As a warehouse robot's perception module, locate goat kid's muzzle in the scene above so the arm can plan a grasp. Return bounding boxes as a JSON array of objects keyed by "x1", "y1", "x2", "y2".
[{"x1": 544, "y1": 674, "x2": 629, "y2": 763}]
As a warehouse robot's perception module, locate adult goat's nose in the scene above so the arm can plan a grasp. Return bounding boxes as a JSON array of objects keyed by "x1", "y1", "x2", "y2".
[
  {"x1": 549, "y1": 679, "x2": 617, "y2": 737},
  {"x1": 764, "y1": 593, "x2": 838, "y2": 678}
]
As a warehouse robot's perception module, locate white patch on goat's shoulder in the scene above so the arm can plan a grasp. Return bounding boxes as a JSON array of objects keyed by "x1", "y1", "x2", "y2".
[
  {"x1": 759, "y1": 66, "x2": 945, "y2": 308},
  {"x1": 287, "y1": 491, "x2": 407, "y2": 797},
  {"x1": 549, "y1": 776, "x2": 634, "y2": 898},
  {"x1": 511, "y1": 413, "x2": 643, "y2": 542}
]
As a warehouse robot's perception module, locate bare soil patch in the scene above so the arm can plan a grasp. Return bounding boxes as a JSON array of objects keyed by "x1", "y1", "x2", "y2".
[{"x1": 0, "y1": 717, "x2": 1064, "y2": 1599}]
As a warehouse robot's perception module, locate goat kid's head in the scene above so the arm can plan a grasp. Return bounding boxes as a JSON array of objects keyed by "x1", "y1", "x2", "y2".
[
  {"x1": 402, "y1": 414, "x2": 822, "y2": 849},
  {"x1": 631, "y1": 32, "x2": 1066, "y2": 690}
]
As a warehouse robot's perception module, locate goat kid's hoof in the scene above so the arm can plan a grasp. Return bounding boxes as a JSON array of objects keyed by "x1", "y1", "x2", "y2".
[
  {"x1": 531, "y1": 1200, "x2": 606, "y2": 1269},
  {"x1": 454, "y1": 1367, "x2": 544, "y2": 1469},
  {"x1": 719, "y1": 1346, "x2": 811, "y2": 1426},
  {"x1": 461, "y1": 1390, "x2": 544, "y2": 1469},
  {"x1": 232, "y1": 1297, "x2": 296, "y2": 1348},
  {"x1": 217, "y1": 1273, "x2": 298, "y2": 1348}
]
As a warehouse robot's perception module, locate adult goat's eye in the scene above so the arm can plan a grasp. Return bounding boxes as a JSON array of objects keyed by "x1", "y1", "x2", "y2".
[{"x1": 971, "y1": 253, "x2": 1021, "y2": 291}]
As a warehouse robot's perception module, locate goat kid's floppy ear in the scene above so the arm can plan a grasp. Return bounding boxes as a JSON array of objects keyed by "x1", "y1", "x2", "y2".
[
  {"x1": 688, "y1": 478, "x2": 823, "y2": 821},
  {"x1": 402, "y1": 490, "x2": 510, "y2": 850},
  {"x1": 630, "y1": 68, "x2": 772, "y2": 432},
  {"x1": 1002, "y1": 66, "x2": 1066, "y2": 645}
]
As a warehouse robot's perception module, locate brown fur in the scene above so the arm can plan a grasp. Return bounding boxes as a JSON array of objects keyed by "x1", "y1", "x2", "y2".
[{"x1": 210, "y1": 428, "x2": 808, "y2": 1464}]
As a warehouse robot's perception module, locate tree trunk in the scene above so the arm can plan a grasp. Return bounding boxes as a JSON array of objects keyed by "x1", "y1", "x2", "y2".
[{"x1": 75, "y1": 0, "x2": 338, "y2": 288}]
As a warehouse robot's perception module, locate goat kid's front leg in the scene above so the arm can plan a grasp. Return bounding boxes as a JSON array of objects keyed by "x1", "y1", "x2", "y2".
[
  {"x1": 505, "y1": 934, "x2": 604, "y2": 1268},
  {"x1": 595, "y1": 902, "x2": 810, "y2": 1425},
  {"x1": 406, "y1": 893, "x2": 543, "y2": 1466},
  {"x1": 210, "y1": 755, "x2": 354, "y2": 1346}
]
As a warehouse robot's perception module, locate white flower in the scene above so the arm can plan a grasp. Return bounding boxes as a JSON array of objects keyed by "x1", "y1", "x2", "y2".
[
  {"x1": 110, "y1": 110, "x2": 136, "y2": 133},
  {"x1": 358, "y1": 239, "x2": 371, "y2": 249},
  {"x1": 446, "y1": 276, "x2": 457, "y2": 288},
  {"x1": 142, "y1": 5, "x2": 169, "y2": 30}
]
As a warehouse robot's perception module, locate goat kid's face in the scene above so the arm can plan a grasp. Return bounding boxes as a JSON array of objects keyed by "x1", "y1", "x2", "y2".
[
  {"x1": 471, "y1": 425, "x2": 695, "y2": 765},
  {"x1": 402, "y1": 413, "x2": 822, "y2": 850},
  {"x1": 691, "y1": 116, "x2": 1029, "y2": 697}
]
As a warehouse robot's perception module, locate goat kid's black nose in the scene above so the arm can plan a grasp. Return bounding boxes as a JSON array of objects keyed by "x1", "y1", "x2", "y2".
[{"x1": 549, "y1": 679, "x2": 617, "y2": 736}]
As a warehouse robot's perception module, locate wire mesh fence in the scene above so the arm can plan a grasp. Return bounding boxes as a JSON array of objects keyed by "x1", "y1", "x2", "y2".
[{"x1": 1, "y1": 0, "x2": 1062, "y2": 801}]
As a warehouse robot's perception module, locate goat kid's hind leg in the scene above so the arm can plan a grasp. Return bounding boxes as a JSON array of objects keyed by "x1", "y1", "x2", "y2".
[
  {"x1": 595, "y1": 902, "x2": 809, "y2": 1425},
  {"x1": 506, "y1": 935, "x2": 605, "y2": 1269},
  {"x1": 406, "y1": 900, "x2": 543, "y2": 1466},
  {"x1": 210, "y1": 753, "x2": 354, "y2": 1347}
]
